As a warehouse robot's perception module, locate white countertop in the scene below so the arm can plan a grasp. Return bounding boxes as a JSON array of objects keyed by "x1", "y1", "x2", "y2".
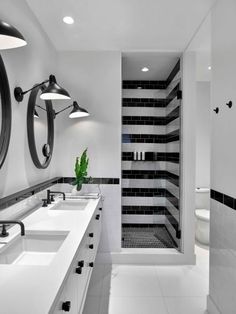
[{"x1": 0, "y1": 196, "x2": 101, "y2": 314}]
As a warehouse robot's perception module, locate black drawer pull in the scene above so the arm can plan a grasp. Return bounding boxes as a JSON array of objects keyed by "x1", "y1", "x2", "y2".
[
  {"x1": 99, "y1": 207, "x2": 102, "y2": 211},
  {"x1": 89, "y1": 262, "x2": 94, "y2": 267},
  {"x1": 96, "y1": 214, "x2": 100, "y2": 220},
  {"x1": 89, "y1": 244, "x2": 94, "y2": 249},
  {"x1": 62, "y1": 301, "x2": 71, "y2": 312},
  {"x1": 89, "y1": 232, "x2": 94, "y2": 238},
  {"x1": 75, "y1": 266, "x2": 83, "y2": 274},
  {"x1": 78, "y1": 260, "x2": 84, "y2": 267}
]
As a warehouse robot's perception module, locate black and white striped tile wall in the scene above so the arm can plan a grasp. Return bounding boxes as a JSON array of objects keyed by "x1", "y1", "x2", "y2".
[{"x1": 122, "y1": 60, "x2": 181, "y2": 248}]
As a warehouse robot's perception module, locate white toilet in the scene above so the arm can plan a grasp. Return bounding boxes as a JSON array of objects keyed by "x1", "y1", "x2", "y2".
[{"x1": 195, "y1": 188, "x2": 210, "y2": 245}]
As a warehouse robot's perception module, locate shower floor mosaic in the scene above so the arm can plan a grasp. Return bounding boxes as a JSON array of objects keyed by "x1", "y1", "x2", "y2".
[{"x1": 122, "y1": 225, "x2": 177, "y2": 248}]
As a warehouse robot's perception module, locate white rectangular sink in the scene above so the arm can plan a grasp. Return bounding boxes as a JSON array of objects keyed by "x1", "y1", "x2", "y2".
[
  {"x1": 0, "y1": 231, "x2": 68, "y2": 266},
  {"x1": 50, "y1": 199, "x2": 89, "y2": 211}
]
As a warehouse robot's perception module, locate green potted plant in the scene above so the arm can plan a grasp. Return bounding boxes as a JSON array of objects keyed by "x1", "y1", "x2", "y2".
[{"x1": 72, "y1": 148, "x2": 90, "y2": 192}]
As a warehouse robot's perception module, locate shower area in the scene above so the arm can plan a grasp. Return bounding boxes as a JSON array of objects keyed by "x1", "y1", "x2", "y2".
[{"x1": 121, "y1": 52, "x2": 182, "y2": 250}]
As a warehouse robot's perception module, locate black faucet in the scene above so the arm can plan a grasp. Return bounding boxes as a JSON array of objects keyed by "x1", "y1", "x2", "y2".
[
  {"x1": 47, "y1": 190, "x2": 66, "y2": 204},
  {"x1": 0, "y1": 220, "x2": 25, "y2": 238}
]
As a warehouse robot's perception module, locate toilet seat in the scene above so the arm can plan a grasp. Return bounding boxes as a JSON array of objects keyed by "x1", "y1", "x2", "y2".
[{"x1": 195, "y1": 209, "x2": 210, "y2": 222}]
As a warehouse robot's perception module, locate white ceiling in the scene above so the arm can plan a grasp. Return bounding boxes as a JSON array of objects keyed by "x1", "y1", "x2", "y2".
[
  {"x1": 122, "y1": 52, "x2": 180, "y2": 80},
  {"x1": 26, "y1": 0, "x2": 215, "y2": 51}
]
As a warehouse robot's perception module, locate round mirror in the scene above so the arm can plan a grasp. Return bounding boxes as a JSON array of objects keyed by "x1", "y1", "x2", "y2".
[
  {"x1": 27, "y1": 84, "x2": 54, "y2": 169},
  {"x1": 0, "y1": 54, "x2": 11, "y2": 169}
]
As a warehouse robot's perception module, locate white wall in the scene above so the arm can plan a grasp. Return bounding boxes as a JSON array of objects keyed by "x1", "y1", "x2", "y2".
[
  {"x1": 0, "y1": 0, "x2": 58, "y2": 198},
  {"x1": 208, "y1": 0, "x2": 236, "y2": 313},
  {"x1": 55, "y1": 51, "x2": 121, "y2": 178},
  {"x1": 196, "y1": 82, "x2": 211, "y2": 188},
  {"x1": 55, "y1": 51, "x2": 122, "y2": 253}
]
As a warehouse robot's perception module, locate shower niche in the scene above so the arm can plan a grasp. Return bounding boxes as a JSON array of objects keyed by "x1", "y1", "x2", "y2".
[{"x1": 121, "y1": 52, "x2": 182, "y2": 250}]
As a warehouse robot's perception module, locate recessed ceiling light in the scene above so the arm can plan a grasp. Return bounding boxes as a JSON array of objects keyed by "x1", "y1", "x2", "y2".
[
  {"x1": 208, "y1": 66, "x2": 211, "y2": 70},
  {"x1": 63, "y1": 16, "x2": 74, "y2": 25},
  {"x1": 142, "y1": 67, "x2": 149, "y2": 72}
]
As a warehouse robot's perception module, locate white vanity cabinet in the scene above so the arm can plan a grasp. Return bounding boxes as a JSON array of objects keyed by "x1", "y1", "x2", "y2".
[{"x1": 51, "y1": 205, "x2": 102, "y2": 314}]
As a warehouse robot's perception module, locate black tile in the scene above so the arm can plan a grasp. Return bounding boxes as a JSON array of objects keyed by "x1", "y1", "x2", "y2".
[
  {"x1": 166, "y1": 60, "x2": 180, "y2": 87},
  {"x1": 214, "y1": 191, "x2": 223, "y2": 203},
  {"x1": 123, "y1": 80, "x2": 167, "y2": 90},
  {"x1": 223, "y1": 194, "x2": 235, "y2": 209}
]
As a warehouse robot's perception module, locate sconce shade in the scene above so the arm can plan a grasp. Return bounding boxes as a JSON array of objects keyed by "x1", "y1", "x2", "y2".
[
  {"x1": 0, "y1": 20, "x2": 27, "y2": 49},
  {"x1": 40, "y1": 75, "x2": 71, "y2": 100},
  {"x1": 69, "y1": 101, "x2": 89, "y2": 118}
]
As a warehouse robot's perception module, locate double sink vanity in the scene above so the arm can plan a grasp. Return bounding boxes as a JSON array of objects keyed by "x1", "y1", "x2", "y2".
[{"x1": 0, "y1": 192, "x2": 102, "y2": 314}]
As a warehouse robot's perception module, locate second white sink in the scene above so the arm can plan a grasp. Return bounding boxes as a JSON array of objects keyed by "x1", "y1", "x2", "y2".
[{"x1": 50, "y1": 199, "x2": 89, "y2": 211}]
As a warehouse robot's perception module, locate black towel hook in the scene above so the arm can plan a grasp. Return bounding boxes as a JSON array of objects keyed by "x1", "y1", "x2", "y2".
[
  {"x1": 226, "y1": 101, "x2": 233, "y2": 108},
  {"x1": 213, "y1": 107, "x2": 219, "y2": 114}
]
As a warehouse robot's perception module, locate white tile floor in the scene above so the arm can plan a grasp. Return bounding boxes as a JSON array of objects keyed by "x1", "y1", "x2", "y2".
[{"x1": 83, "y1": 244, "x2": 209, "y2": 314}]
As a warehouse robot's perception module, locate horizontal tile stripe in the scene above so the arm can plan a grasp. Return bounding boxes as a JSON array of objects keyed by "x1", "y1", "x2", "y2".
[
  {"x1": 59, "y1": 177, "x2": 120, "y2": 185},
  {"x1": 122, "y1": 98, "x2": 168, "y2": 107},
  {"x1": 122, "y1": 130, "x2": 179, "y2": 144},
  {"x1": 122, "y1": 106, "x2": 180, "y2": 126},
  {"x1": 122, "y1": 170, "x2": 179, "y2": 186},
  {"x1": 166, "y1": 190, "x2": 179, "y2": 210},
  {"x1": 211, "y1": 189, "x2": 236, "y2": 210},
  {"x1": 122, "y1": 116, "x2": 167, "y2": 125},
  {"x1": 122, "y1": 152, "x2": 179, "y2": 163},
  {"x1": 0, "y1": 177, "x2": 61, "y2": 210},
  {"x1": 123, "y1": 80, "x2": 167, "y2": 89},
  {"x1": 165, "y1": 207, "x2": 181, "y2": 238},
  {"x1": 166, "y1": 60, "x2": 181, "y2": 87},
  {"x1": 122, "y1": 205, "x2": 166, "y2": 215},
  {"x1": 122, "y1": 188, "x2": 166, "y2": 197}
]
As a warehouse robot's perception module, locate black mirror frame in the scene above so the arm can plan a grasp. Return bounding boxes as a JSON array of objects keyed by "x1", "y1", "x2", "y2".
[
  {"x1": 0, "y1": 54, "x2": 11, "y2": 169},
  {"x1": 27, "y1": 84, "x2": 54, "y2": 169}
]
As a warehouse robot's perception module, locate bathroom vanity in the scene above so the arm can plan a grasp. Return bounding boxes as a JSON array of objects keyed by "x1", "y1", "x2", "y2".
[{"x1": 0, "y1": 195, "x2": 102, "y2": 314}]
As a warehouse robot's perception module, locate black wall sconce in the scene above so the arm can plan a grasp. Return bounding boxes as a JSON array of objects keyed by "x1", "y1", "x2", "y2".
[
  {"x1": 34, "y1": 101, "x2": 89, "y2": 119},
  {"x1": 0, "y1": 20, "x2": 27, "y2": 50},
  {"x1": 14, "y1": 74, "x2": 71, "y2": 103}
]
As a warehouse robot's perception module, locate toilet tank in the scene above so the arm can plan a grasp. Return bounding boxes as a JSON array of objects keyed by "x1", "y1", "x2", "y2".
[{"x1": 195, "y1": 188, "x2": 210, "y2": 210}]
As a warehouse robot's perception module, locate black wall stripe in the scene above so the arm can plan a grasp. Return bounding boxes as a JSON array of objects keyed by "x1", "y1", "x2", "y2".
[
  {"x1": 166, "y1": 60, "x2": 180, "y2": 87},
  {"x1": 122, "y1": 80, "x2": 167, "y2": 89},
  {"x1": 122, "y1": 205, "x2": 166, "y2": 215},
  {"x1": 122, "y1": 98, "x2": 167, "y2": 108},
  {"x1": 211, "y1": 189, "x2": 236, "y2": 210},
  {"x1": 0, "y1": 176, "x2": 120, "y2": 211},
  {"x1": 122, "y1": 130, "x2": 179, "y2": 144}
]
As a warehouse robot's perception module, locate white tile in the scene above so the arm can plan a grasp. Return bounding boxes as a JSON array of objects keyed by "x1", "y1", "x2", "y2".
[
  {"x1": 156, "y1": 265, "x2": 208, "y2": 297},
  {"x1": 109, "y1": 265, "x2": 162, "y2": 297},
  {"x1": 100, "y1": 297, "x2": 168, "y2": 314},
  {"x1": 165, "y1": 297, "x2": 207, "y2": 314},
  {"x1": 122, "y1": 107, "x2": 166, "y2": 117},
  {"x1": 122, "y1": 179, "x2": 166, "y2": 188},
  {"x1": 122, "y1": 161, "x2": 166, "y2": 171},
  {"x1": 122, "y1": 197, "x2": 165, "y2": 206},
  {"x1": 122, "y1": 143, "x2": 166, "y2": 152},
  {"x1": 122, "y1": 89, "x2": 166, "y2": 99},
  {"x1": 122, "y1": 125, "x2": 166, "y2": 135},
  {"x1": 122, "y1": 214, "x2": 165, "y2": 224},
  {"x1": 83, "y1": 296, "x2": 101, "y2": 314}
]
